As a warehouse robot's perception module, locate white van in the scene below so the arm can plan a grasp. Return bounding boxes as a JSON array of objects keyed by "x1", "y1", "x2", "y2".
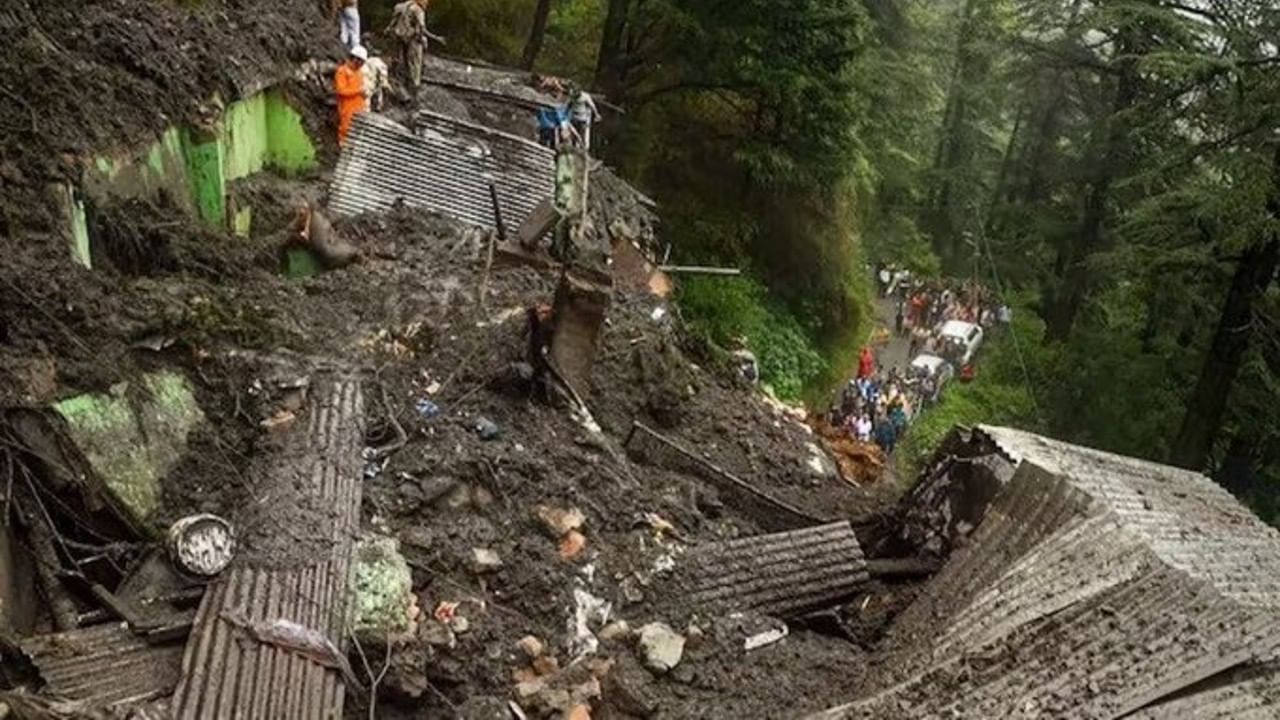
[{"x1": 939, "y1": 320, "x2": 984, "y2": 366}]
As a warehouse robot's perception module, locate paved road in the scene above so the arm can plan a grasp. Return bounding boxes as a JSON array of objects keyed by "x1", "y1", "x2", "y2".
[{"x1": 872, "y1": 294, "x2": 913, "y2": 376}]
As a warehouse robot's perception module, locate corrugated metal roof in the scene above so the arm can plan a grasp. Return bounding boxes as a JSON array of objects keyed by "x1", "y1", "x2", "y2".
[
  {"x1": 172, "y1": 376, "x2": 365, "y2": 720},
  {"x1": 19, "y1": 620, "x2": 187, "y2": 708},
  {"x1": 1127, "y1": 656, "x2": 1280, "y2": 720},
  {"x1": 809, "y1": 429, "x2": 1280, "y2": 720},
  {"x1": 328, "y1": 111, "x2": 554, "y2": 230},
  {"x1": 673, "y1": 521, "x2": 869, "y2": 619},
  {"x1": 977, "y1": 425, "x2": 1280, "y2": 610}
]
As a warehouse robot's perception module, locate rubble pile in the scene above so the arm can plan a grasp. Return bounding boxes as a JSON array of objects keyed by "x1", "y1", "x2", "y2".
[{"x1": 2, "y1": 3, "x2": 1279, "y2": 719}]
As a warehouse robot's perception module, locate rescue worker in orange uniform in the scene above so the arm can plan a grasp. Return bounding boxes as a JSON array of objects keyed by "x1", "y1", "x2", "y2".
[{"x1": 335, "y1": 46, "x2": 369, "y2": 146}]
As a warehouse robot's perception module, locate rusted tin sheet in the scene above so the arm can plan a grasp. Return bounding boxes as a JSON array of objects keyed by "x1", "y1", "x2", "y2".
[
  {"x1": 20, "y1": 620, "x2": 188, "y2": 708},
  {"x1": 172, "y1": 376, "x2": 365, "y2": 720},
  {"x1": 329, "y1": 111, "x2": 554, "y2": 231},
  {"x1": 671, "y1": 521, "x2": 869, "y2": 619}
]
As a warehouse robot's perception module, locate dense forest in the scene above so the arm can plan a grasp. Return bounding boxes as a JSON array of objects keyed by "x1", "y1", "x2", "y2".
[{"x1": 363, "y1": 0, "x2": 1280, "y2": 523}]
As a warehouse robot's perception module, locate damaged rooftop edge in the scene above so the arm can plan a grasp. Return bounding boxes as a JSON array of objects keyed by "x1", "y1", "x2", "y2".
[{"x1": 813, "y1": 425, "x2": 1280, "y2": 719}]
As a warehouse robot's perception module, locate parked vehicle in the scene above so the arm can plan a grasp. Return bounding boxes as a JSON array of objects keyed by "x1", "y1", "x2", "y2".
[
  {"x1": 910, "y1": 353, "x2": 955, "y2": 384},
  {"x1": 939, "y1": 320, "x2": 984, "y2": 366}
]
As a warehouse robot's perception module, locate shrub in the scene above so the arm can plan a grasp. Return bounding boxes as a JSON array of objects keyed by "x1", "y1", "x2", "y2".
[{"x1": 677, "y1": 274, "x2": 827, "y2": 401}]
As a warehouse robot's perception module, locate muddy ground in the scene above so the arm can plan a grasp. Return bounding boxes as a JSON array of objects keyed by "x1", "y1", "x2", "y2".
[{"x1": 0, "y1": 2, "x2": 927, "y2": 718}]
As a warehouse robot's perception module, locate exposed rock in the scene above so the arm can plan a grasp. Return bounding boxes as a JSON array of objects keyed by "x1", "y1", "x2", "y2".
[
  {"x1": 598, "y1": 620, "x2": 632, "y2": 643},
  {"x1": 604, "y1": 656, "x2": 660, "y2": 717},
  {"x1": 636, "y1": 623, "x2": 685, "y2": 674},
  {"x1": 472, "y1": 547, "x2": 504, "y2": 574},
  {"x1": 538, "y1": 506, "x2": 586, "y2": 537},
  {"x1": 517, "y1": 635, "x2": 546, "y2": 659},
  {"x1": 350, "y1": 536, "x2": 416, "y2": 643}
]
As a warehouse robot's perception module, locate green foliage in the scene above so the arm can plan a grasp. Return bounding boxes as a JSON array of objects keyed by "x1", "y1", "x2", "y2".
[{"x1": 678, "y1": 275, "x2": 827, "y2": 401}]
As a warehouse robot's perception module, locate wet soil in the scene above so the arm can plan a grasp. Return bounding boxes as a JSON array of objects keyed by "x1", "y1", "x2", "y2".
[{"x1": 0, "y1": 3, "x2": 919, "y2": 716}]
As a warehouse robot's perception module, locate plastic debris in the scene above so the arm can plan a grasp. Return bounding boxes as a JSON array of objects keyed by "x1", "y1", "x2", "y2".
[
  {"x1": 744, "y1": 623, "x2": 789, "y2": 651},
  {"x1": 415, "y1": 398, "x2": 441, "y2": 419}
]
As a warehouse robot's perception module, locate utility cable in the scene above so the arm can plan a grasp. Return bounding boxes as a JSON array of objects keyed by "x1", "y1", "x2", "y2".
[{"x1": 973, "y1": 224, "x2": 1046, "y2": 427}]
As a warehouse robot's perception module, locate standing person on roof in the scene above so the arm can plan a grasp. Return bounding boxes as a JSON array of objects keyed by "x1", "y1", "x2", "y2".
[
  {"x1": 335, "y1": 46, "x2": 369, "y2": 146},
  {"x1": 337, "y1": 0, "x2": 361, "y2": 50},
  {"x1": 361, "y1": 46, "x2": 391, "y2": 112},
  {"x1": 388, "y1": 0, "x2": 433, "y2": 93},
  {"x1": 535, "y1": 103, "x2": 560, "y2": 148},
  {"x1": 568, "y1": 86, "x2": 602, "y2": 150}
]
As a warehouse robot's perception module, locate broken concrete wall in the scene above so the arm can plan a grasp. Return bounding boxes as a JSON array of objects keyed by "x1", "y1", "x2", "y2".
[
  {"x1": 72, "y1": 88, "x2": 317, "y2": 265},
  {"x1": 46, "y1": 371, "x2": 204, "y2": 533}
]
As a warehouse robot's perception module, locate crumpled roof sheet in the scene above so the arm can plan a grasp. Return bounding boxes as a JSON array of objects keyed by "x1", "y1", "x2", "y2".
[
  {"x1": 19, "y1": 621, "x2": 186, "y2": 708},
  {"x1": 173, "y1": 376, "x2": 365, "y2": 720},
  {"x1": 1127, "y1": 655, "x2": 1280, "y2": 719},
  {"x1": 670, "y1": 521, "x2": 869, "y2": 619},
  {"x1": 329, "y1": 111, "x2": 554, "y2": 230},
  {"x1": 811, "y1": 427, "x2": 1280, "y2": 720},
  {"x1": 977, "y1": 425, "x2": 1280, "y2": 610}
]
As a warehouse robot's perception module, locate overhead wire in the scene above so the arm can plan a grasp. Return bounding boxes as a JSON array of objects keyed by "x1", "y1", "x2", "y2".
[{"x1": 972, "y1": 221, "x2": 1046, "y2": 427}]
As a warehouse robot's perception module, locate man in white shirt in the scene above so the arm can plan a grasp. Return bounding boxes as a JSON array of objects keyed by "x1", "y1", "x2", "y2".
[{"x1": 568, "y1": 88, "x2": 602, "y2": 150}]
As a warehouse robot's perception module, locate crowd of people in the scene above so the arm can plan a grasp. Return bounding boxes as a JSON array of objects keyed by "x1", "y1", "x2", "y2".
[
  {"x1": 827, "y1": 265, "x2": 1012, "y2": 456},
  {"x1": 327, "y1": 0, "x2": 604, "y2": 153},
  {"x1": 535, "y1": 78, "x2": 603, "y2": 151}
]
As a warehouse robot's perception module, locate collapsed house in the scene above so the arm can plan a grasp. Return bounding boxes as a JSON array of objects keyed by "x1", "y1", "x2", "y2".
[
  {"x1": 815, "y1": 425, "x2": 1280, "y2": 719},
  {"x1": 3, "y1": 3, "x2": 1280, "y2": 719}
]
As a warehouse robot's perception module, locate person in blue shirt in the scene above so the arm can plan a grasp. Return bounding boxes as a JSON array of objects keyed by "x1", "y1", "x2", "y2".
[
  {"x1": 536, "y1": 106, "x2": 560, "y2": 148},
  {"x1": 875, "y1": 419, "x2": 898, "y2": 455}
]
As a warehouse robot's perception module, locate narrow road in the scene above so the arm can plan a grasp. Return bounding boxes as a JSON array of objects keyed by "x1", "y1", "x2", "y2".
[{"x1": 873, "y1": 294, "x2": 913, "y2": 376}]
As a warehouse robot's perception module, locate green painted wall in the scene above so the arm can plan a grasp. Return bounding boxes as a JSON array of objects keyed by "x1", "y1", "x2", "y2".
[
  {"x1": 76, "y1": 89, "x2": 317, "y2": 258},
  {"x1": 184, "y1": 128, "x2": 227, "y2": 227},
  {"x1": 53, "y1": 372, "x2": 205, "y2": 533},
  {"x1": 263, "y1": 92, "x2": 317, "y2": 174}
]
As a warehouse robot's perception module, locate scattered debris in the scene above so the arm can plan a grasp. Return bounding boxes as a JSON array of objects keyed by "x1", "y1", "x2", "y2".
[
  {"x1": 744, "y1": 623, "x2": 789, "y2": 652},
  {"x1": 220, "y1": 611, "x2": 361, "y2": 689},
  {"x1": 415, "y1": 398, "x2": 442, "y2": 419},
  {"x1": 471, "y1": 547, "x2": 504, "y2": 574},
  {"x1": 636, "y1": 622, "x2": 685, "y2": 674},
  {"x1": 167, "y1": 514, "x2": 235, "y2": 577},
  {"x1": 626, "y1": 422, "x2": 829, "y2": 532},
  {"x1": 473, "y1": 416, "x2": 501, "y2": 440},
  {"x1": 517, "y1": 635, "x2": 546, "y2": 660},
  {"x1": 351, "y1": 535, "x2": 418, "y2": 643},
  {"x1": 538, "y1": 506, "x2": 586, "y2": 537},
  {"x1": 559, "y1": 530, "x2": 588, "y2": 560}
]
